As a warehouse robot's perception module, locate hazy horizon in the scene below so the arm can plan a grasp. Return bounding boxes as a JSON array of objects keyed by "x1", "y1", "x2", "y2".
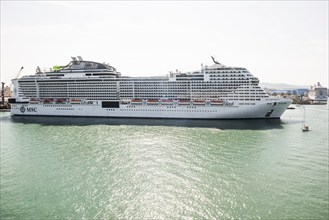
[{"x1": 1, "y1": 1, "x2": 328, "y2": 87}]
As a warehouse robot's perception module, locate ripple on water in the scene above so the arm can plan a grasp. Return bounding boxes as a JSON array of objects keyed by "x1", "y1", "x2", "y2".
[{"x1": 1, "y1": 108, "x2": 328, "y2": 219}]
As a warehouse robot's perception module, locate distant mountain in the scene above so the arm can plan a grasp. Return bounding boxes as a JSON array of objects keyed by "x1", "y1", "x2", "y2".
[{"x1": 260, "y1": 82, "x2": 309, "y2": 89}]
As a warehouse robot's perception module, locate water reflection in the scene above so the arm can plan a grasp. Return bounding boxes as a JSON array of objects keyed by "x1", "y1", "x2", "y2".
[{"x1": 9, "y1": 115, "x2": 284, "y2": 130}]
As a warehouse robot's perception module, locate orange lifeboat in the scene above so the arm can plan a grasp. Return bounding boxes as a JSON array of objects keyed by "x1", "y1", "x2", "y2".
[
  {"x1": 56, "y1": 99, "x2": 67, "y2": 104},
  {"x1": 43, "y1": 99, "x2": 54, "y2": 104},
  {"x1": 147, "y1": 99, "x2": 159, "y2": 105},
  {"x1": 178, "y1": 99, "x2": 190, "y2": 105},
  {"x1": 161, "y1": 99, "x2": 173, "y2": 105},
  {"x1": 29, "y1": 98, "x2": 39, "y2": 104},
  {"x1": 210, "y1": 100, "x2": 223, "y2": 105},
  {"x1": 193, "y1": 100, "x2": 205, "y2": 105},
  {"x1": 131, "y1": 99, "x2": 143, "y2": 104},
  {"x1": 70, "y1": 99, "x2": 81, "y2": 104}
]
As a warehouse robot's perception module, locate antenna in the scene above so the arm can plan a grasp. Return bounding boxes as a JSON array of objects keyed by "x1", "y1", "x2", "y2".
[{"x1": 77, "y1": 56, "x2": 83, "y2": 61}]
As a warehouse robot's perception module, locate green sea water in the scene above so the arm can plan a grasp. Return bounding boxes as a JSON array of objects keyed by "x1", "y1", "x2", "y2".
[{"x1": 1, "y1": 105, "x2": 328, "y2": 219}]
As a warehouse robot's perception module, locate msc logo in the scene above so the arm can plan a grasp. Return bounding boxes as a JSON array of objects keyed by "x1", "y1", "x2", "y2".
[
  {"x1": 20, "y1": 106, "x2": 26, "y2": 113},
  {"x1": 19, "y1": 106, "x2": 37, "y2": 113}
]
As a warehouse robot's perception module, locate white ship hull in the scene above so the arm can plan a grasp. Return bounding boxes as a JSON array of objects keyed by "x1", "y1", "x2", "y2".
[{"x1": 10, "y1": 99, "x2": 291, "y2": 119}]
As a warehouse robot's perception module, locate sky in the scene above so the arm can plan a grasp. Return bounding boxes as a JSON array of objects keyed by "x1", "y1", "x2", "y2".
[{"x1": 1, "y1": 1, "x2": 328, "y2": 87}]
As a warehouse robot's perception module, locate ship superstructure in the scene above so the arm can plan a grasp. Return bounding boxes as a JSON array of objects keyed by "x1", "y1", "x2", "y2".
[
  {"x1": 9, "y1": 56, "x2": 292, "y2": 119},
  {"x1": 308, "y1": 82, "x2": 328, "y2": 104}
]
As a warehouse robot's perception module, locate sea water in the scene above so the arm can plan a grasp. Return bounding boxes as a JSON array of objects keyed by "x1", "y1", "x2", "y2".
[{"x1": 1, "y1": 105, "x2": 328, "y2": 219}]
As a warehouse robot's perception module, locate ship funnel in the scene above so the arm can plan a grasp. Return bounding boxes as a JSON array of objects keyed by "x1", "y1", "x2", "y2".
[
  {"x1": 77, "y1": 56, "x2": 83, "y2": 61},
  {"x1": 71, "y1": 56, "x2": 77, "y2": 61}
]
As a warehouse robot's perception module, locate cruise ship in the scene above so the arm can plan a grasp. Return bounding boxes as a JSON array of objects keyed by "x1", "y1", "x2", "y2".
[
  {"x1": 9, "y1": 56, "x2": 292, "y2": 119},
  {"x1": 308, "y1": 82, "x2": 328, "y2": 104}
]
